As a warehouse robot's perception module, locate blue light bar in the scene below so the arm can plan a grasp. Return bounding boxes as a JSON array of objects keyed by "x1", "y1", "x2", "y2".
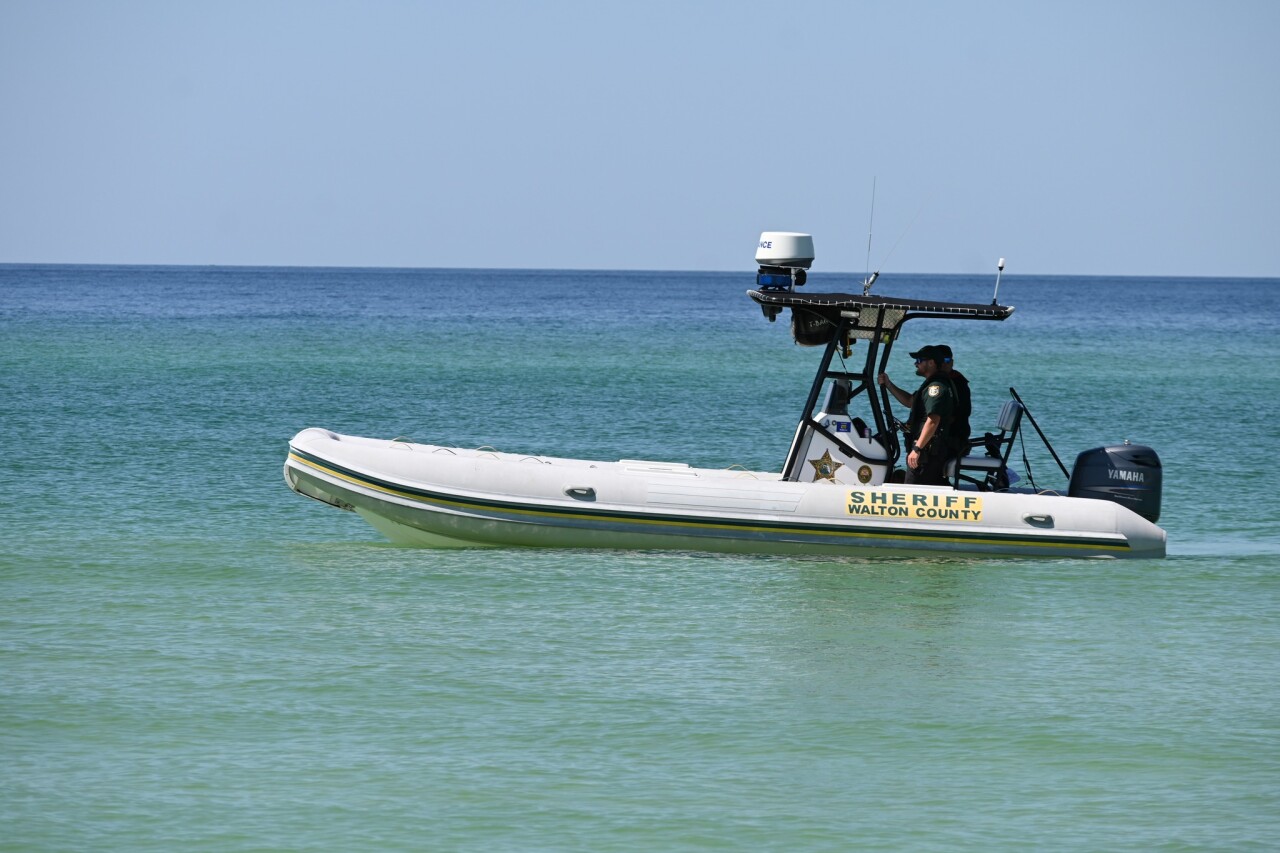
[{"x1": 756, "y1": 272, "x2": 793, "y2": 290}]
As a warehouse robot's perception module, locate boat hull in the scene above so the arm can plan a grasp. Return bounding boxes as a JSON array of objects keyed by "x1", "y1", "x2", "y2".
[{"x1": 284, "y1": 429, "x2": 1167, "y2": 559}]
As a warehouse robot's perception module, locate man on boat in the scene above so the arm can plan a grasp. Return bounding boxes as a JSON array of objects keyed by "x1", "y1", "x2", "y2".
[
  {"x1": 935, "y1": 344, "x2": 971, "y2": 457},
  {"x1": 878, "y1": 345, "x2": 956, "y2": 486}
]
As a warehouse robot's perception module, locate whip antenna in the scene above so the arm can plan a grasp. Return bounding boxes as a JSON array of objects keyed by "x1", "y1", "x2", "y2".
[
  {"x1": 862, "y1": 177, "x2": 879, "y2": 295},
  {"x1": 867, "y1": 193, "x2": 929, "y2": 291},
  {"x1": 992, "y1": 257, "x2": 1006, "y2": 305}
]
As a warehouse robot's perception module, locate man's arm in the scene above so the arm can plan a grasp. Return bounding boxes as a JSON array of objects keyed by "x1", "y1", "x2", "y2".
[
  {"x1": 878, "y1": 373, "x2": 913, "y2": 408},
  {"x1": 906, "y1": 413, "x2": 942, "y2": 469}
]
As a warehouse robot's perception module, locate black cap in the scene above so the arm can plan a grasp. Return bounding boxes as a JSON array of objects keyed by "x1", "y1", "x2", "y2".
[
  {"x1": 934, "y1": 344, "x2": 953, "y2": 362},
  {"x1": 909, "y1": 345, "x2": 942, "y2": 362}
]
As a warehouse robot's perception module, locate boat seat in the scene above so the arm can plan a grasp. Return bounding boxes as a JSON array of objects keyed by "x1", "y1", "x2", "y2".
[{"x1": 946, "y1": 399, "x2": 1023, "y2": 490}]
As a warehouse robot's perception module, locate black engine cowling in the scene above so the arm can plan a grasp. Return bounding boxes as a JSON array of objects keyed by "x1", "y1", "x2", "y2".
[{"x1": 1067, "y1": 444, "x2": 1162, "y2": 523}]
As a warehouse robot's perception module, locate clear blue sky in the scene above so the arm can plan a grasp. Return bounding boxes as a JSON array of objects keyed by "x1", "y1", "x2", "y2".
[{"x1": 2, "y1": 0, "x2": 1277, "y2": 276}]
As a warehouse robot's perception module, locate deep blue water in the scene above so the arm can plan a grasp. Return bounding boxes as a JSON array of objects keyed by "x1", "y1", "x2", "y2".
[{"x1": 2, "y1": 265, "x2": 1278, "y2": 850}]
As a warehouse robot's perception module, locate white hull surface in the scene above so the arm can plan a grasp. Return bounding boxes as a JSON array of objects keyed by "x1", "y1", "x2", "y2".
[{"x1": 285, "y1": 429, "x2": 1166, "y2": 559}]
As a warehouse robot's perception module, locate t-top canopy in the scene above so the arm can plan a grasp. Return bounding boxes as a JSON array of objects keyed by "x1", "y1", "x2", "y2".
[
  {"x1": 750, "y1": 289, "x2": 1013, "y2": 321},
  {"x1": 748, "y1": 289, "x2": 1015, "y2": 345}
]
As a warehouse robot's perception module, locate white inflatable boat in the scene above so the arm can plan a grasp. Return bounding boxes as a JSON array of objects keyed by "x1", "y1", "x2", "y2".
[{"x1": 285, "y1": 233, "x2": 1166, "y2": 559}]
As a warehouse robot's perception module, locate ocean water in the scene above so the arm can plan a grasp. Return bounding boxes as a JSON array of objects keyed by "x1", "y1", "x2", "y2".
[{"x1": 2, "y1": 264, "x2": 1278, "y2": 851}]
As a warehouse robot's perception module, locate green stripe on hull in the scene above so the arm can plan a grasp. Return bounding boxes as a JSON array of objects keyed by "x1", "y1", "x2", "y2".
[{"x1": 286, "y1": 449, "x2": 1132, "y2": 556}]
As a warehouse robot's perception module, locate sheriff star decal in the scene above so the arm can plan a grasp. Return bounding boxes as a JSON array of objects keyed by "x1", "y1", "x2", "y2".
[{"x1": 808, "y1": 450, "x2": 843, "y2": 482}]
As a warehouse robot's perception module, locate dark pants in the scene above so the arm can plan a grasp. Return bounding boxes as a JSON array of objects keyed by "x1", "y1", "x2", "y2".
[{"x1": 905, "y1": 444, "x2": 950, "y2": 486}]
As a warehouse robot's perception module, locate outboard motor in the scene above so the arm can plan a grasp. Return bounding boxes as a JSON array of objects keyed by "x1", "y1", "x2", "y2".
[{"x1": 1068, "y1": 443, "x2": 1162, "y2": 523}]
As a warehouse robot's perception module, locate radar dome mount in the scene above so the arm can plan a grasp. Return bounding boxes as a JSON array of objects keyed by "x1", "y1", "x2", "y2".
[{"x1": 755, "y1": 231, "x2": 814, "y2": 292}]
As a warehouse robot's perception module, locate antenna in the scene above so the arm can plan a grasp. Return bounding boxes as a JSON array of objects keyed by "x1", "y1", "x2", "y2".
[
  {"x1": 864, "y1": 178, "x2": 876, "y2": 280},
  {"x1": 864, "y1": 187, "x2": 926, "y2": 294},
  {"x1": 862, "y1": 177, "x2": 879, "y2": 295},
  {"x1": 991, "y1": 257, "x2": 1006, "y2": 305}
]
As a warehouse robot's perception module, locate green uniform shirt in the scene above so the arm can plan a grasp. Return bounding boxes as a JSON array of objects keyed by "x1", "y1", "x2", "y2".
[{"x1": 909, "y1": 375, "x2": 956, "y2": 446}]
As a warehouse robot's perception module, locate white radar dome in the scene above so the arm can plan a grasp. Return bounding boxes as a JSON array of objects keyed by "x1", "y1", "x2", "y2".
[{"x1": 756, "y1": 232, "x2": 815, "y2": 269}]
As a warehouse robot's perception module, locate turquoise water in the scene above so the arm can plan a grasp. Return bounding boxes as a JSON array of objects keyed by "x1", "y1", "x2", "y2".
[{"x1": 3, "y1": 265, "x2": 1278, "y2": 850}]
